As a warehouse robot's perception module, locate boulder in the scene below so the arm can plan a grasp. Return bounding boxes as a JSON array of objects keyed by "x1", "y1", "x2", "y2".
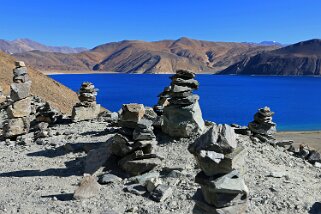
[
  {"x1": 10, "y1": 81, "x2": 31, "y2": 101},
  {"x1": 3, "y1": 117, "x2": 30, "y2": 138},
  {"x1": 162, "y1": 101, "x2": 205, "y2": 138},
  {"x1": 71, "y1": 104, "x2": 100, "y2": 122},
  {"x1": 6, "y1": 97, "x2": 31, "y2": 118},
  {"x1": 195, "y1": 170, "x2": 248, "y2": 208}
]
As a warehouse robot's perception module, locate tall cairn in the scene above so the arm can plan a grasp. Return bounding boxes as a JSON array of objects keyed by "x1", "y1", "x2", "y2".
[
  {"x1": 248, "y1": 106, "x2": 276, "y2": 143},
  {"x1": 153, "y1": 86, "x2": 171, "y2": 115},
  {"x1": 189, "y1": 124, "x2": 249, "y2": 213},
  {"x1": 3, "y1": 61, "x2": 32, "y2": 138},
  {"x1": 71, "y1": 82, "x2": 100, "y2": 122},
  {"x1": 162, "y1": 70, "x2": 205, "y2": 138},
  {"x1": 110, "y1": 104, "x2": 161, "y2": 176}
]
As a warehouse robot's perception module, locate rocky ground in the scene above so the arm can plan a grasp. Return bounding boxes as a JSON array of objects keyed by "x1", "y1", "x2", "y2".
[{"x1": 0, "y1": 119, "x2": 320, "y2": 214}]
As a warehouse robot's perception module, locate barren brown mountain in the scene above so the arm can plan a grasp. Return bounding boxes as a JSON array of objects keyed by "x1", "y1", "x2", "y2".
[
  {"x1": 0, "y1": 51, "x2": 78, "y2": 114},
  {"x1": 0, "y1": 38, "x2": 87, "y2": 54},
  {"x1": 14, "y1": 37, "x2": 280, "y2": 73},
  {"x1": 220, "y1": 39, "x2": 321, "y2": 75}
]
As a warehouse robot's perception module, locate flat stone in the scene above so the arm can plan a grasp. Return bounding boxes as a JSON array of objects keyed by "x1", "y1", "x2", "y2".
[
  {"x1": 129, "y1": 172, "x2": 160, "y2": 185},
  {"x1": 189, "y1": 124, "x2": 237, "y2": 155},
  {"x1": 151, "y1": 184, "x2": 173, "y2": 202},
  {"x1": 195, "y1": 170, "x2": 248, "y2": 208},
  {"x1": 193, "y1": 147, "x2": 246, "y2": 176},
  {"x1": 171, "y1": 70, "x2": 195, "y2": 79},
  {"x1": 133, "y1": 129, "x2": 155, "y2": 141},
  {"x1": 15, "y1": 61, "x2": 26, "y2": 67},
  {"x1": 275, "y1": 140, "x2": 293, "y2": 147},
  {"x1": 99, "y1": 173, "x2": 122, "y2": 185},
  {"x1": 266, "y1": 171, "x2": 286, "y2": 178},
  {"x1": 169, "y1": 94, "x2": 199, "y2": 105},
  {"x1": 124, "y1": 184, "x2": 147, "y2": 196},
  {"x1": 171, "y1": 85, "x2": 193, "y2": 93},
  {"x1": 194, "y1": 199, "x2": 248, "y2": 214},
  {"x1": 71, "y1": 104, "x2": 100, "y2": 122},
  {"x1": 10, "y1": 81, "x2": 32, "y2": 101},
  {"x1": 6, "y1": 97, "x2": 31, "y2": 118},
  {"x1": 172, "y1": 77, "x2": 199, "y2": 89},
  {"x1": 73, "y1": 175, "x2": 100, "y2": 200},
  {"x1": 119, "y1": 153, "x2": 161, "y2": 176}
]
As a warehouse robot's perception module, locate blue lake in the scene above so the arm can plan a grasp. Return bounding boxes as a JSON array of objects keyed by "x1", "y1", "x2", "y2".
[{"x1": 50, "y1": 74, "x2": 321, "y2": 131}]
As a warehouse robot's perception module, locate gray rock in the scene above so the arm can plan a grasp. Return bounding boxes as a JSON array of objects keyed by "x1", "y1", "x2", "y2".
[
  {"x1": 124, "y1": 184, "x2": 147, "y2": 196},
  {"x1": 146, "y1": 177, "x2": 162, "y2": 193},
  {"x1": 73, "y1": 175, "x2": 100, "y2": 200},
  {"x1": 119, "y1": 154, "x2": 161, "y2": 176},
  {"x1": 193, "y1": 147, "x2": 246, "y2": 176},
  {"x1": 151, "y1": 184, "x2": 173, "y2": 202},
  {"x1": 99, "y1": 173, "x2": 122, "y2": 185},
  {"x1": 169, "y1": 94, "x2": 199, "y2": 105},
  {"x1": 171, "y1": 85, "x2": 193, "y2": 93},
  {"x1": 195, "y1": 170, "x2": 248, "y2": 208},
  {"x1": 307, "y1": 150, "x2": 321, "y2": 163},
  {"x1": 10, "y1": 81, "x2": 31, "y2": 101},
  {"x1": 119, "y1": 104, "x2": 145, "y2": 123},
  {"x1": 129, "y1": 172, "x2": 160, "y2": 186},
  {"x1": 6, "y1": 97, "x2": 31, "y2": 118},
  {"x1": 189, "y1": 124, "x2": 237, "y2": 155},
  {"x1": 3, "y1": 117, "x2": 30, "y2": 138},
  {"x1": 194, "y1": 199, "x2": 248, "y2": 214},
  {"x1": 172, "y1": 78, "x2": 199, "y2": 89},
  {"x1": 84, "y1": 142, "x2": 111, "y2": 174},
  {"x1": 71, "y1": 104, "x2": 100, "y2": 122},
  {"x1": 162, "y1": 101, "x2": 205, "y2": 138},
  {"x1": 110, "y1": 134, "x2": 133, "y2": 157},
  {"x1": 172, "y1": 70, "x2": 195, "y2": 79}
]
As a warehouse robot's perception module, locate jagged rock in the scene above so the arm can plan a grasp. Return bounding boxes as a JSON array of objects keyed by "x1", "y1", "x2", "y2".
[
  {"x1": 124, "y1": 184, "x2": 147, "y2": 196},
  {"x1": 307, "y1": 150, "x2": 321, "y2": 163},
  {"x1": 297, "y1": 144, "x2": 310, "y2": 159},
  {"x1": 6, "y1": 97, "x2": 31, "y2": 118},
  {"x1": 110, "y1": 134, "x2": 133, "y2": 157},
  {"x1": 146, "y1": 177, "x2": 162, "y2": 193},
  {"x1": 189, "y1": 124, "x2": 238, "y2": 155},
  {"x1": 151, "y1": 184, "x2": 173, "y2": 202},
  {"x1": 71, "y1": 104, "x2": 101, "y2": 122},
  {"x1": 73, "y1": 175, "x2": 100, "y2": 200},
  {"x1": 3, "y1": 117, "x2": 30, "y2": 138},
  {"x1": 10, "y1": 81, "x2": 31, "y2": 101},
  {"x1": 162, "y1": 101, "x2": 205, "y2": 138},
  {"x1": 195, "y1": 170, "x2": 248, "y2": 208}
]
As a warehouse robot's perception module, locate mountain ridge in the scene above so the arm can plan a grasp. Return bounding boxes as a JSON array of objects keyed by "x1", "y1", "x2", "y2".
[
  {"x1": 0, "y1": 38, "x2": 87, "y2": 54},
  {"x1": 13, "y1": 37, "x2": 280, "y2": 73},
  {"x1": 219, "y1": 39, "x2": 321, "y2": 75}
]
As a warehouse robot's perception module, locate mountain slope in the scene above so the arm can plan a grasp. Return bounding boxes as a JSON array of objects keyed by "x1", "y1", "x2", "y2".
[
  {"x1": 220, "y1": 39, "x2": 321, "y2": 75},
  {"x1": 0, "y1": 51, "x2": 78, "y2": 114},
  {"x1": 0, "y1": 38, "x2": 87, "y2": 54},
  {"x1": 13, "y1": 37, "x2": 280, "y2": 73}
]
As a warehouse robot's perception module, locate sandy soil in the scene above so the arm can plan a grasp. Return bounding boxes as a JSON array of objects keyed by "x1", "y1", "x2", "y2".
[{"x1": 276, "y1": 131, "x2": 321, "y2": 151}]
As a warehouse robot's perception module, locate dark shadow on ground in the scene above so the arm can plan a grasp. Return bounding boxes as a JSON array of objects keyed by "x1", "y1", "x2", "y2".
[
  {"x1": 41, "y1": 193, "x2": 74, "y2": 201},
  {"x1": 27, "y1": 142, "x2": 104, "y2": 158},
  {"x1": 309, "y1": 202, "x2": 321, "y2": 214},
  {"x1": 0, "y1": 158, "x2": 84, "y2": 177}
]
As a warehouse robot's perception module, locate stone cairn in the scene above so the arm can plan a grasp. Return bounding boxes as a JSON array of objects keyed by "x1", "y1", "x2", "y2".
[
  {"x1": 3, "y1": 61, "x2": 32, "y2": 138},
  {"x1": 188, "y1": 124, "x2": 249, "y2": 213},
  {"x1": 110, "y1": 103, "x2": 161, "y2": 176},
  {"x1": 153, "y1": 86, "x2": 171, "y2": 115},
  {"x1": 71, "y1": 82, "x2": 100, "y2": 122},
  {"x1": 162, "y1": 70, "x2": 205, "y2": 138},
  {"x1": 248, "y1": 106, "x2": 276, "y2": 143},
  {"x1": 36, "y1": 101, "x2": 61, "y2": 124}
]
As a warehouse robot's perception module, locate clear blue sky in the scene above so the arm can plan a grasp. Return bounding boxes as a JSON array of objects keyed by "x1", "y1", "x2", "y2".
[{"x1": 0, "y1": 0, "x2": 320, "y2": 48}]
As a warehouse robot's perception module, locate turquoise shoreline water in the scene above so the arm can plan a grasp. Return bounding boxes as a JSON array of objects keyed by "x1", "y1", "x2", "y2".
[{"x1": 50, "y1": 74, "x2": 321, "y2": 131}]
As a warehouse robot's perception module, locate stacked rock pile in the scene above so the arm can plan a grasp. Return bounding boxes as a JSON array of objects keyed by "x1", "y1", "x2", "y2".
[
  {"x1": 111, "y1": 103, "x2": 161, "y2": 176},
  {"x1": 153, "y1": 86, "x2": 171, "y2": 115},
  {"x1": 71, "y1": 82, "x2": 100, "y2": 122},
  {"x1": 162, "y1": 70, "x2": 205, "y2": 138},
  {"x1": 188, "y1": 124, "x2": 249, "y2": 213},
  {"x1": 36, "y1": 101, "x2": 61, "y2": 124},
  {"x1": 248, "y1": 106, "x2": 276, "y2": 143},
  {"x1": 3, "y1": 61, "x2": 31, "y2": 138}
]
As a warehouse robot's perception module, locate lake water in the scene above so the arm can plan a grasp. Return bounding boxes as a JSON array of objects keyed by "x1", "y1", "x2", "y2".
[{"x1": 50, "y1": 74, "x2": 321, "y2": 131}]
